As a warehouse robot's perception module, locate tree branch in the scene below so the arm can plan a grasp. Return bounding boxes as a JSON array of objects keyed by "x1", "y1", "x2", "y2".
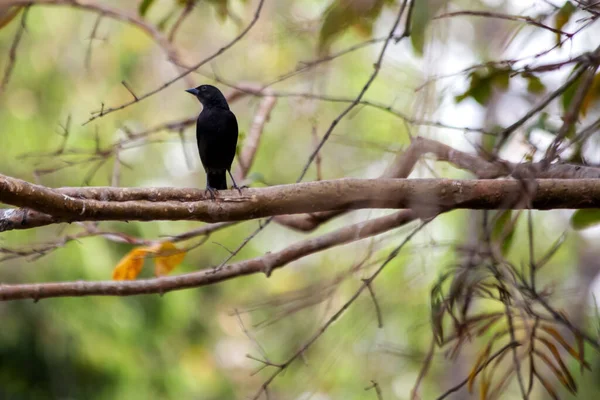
[
  {"x1": 3, "y1": 176, "x2": 600, "y2": 231},
  {"x1": 0, "y1": 210, "x2": 419, "y2": 301}
]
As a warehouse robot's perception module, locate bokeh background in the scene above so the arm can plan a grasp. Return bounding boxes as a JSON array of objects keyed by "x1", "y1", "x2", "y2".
[{"x1": 1, "y1": 0, "x2": 600, "y2": 399}]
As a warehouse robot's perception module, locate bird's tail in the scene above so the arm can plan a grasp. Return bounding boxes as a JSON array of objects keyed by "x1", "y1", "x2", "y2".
[{"x1": 207, "y1": 170, "x2": 227, "y2": 190}]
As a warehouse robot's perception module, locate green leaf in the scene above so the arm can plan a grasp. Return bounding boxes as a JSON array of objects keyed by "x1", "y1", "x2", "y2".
[
  {"x1": 138, "y1": 0, "x2": 155, "y2": 17},
  {"x1": 561, "y1": 66, "x2": 600, "y2": 120},
  {"x1": 522, "y1": 73, "x2": 546, "y2": 94},
  {"x1": 455, "y1": 67, "x2": 512, "y2": 106},
  {"x1": 410, "y1": 0, "x2": 430, "y2": 56},
  {"x1": 580, "y1": 73, "x2": 600, "y2": 117},
  {"x1": 571, "y1": 209, "x2": 600, "y2": 230},
  {"x1": 318, "y1": 0, "x2": 390, "y2": 55},
  {"x1": 554, "y1": 1, "x2": 576, "y2": 46},
  {"x1": 491, "y1": 210, "x2": 516, "y2": 256},
  {"x1": 492, "y1": 69, "x2": 510, "y2": 90},
  {"x1": 319, "y1": 3, "x2": 355, "y2": 54},
  {"x1": 561, "y1": 74, "x2": 579, "y2": 112},
  {"x1": 469, "y1": 79, "x2": 492, "y2": 105}
]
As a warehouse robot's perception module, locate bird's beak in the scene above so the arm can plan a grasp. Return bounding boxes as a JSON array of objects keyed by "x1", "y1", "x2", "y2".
[{"x1": 185, "y1": 88, "x2": 200, "y2": 96}]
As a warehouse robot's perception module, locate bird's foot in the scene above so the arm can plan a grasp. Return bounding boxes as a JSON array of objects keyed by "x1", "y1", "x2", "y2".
[
  {"x1": 205, "y1": 186, "x2": 219, "y2": 200},
  {"x1": 230, "y1": 182, "x2": 244, "y2": 195}
]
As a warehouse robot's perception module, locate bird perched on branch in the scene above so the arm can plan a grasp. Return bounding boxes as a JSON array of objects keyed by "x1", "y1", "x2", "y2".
[{"x1": 186, "y1": 84, "x2": 241, "y2": 198}]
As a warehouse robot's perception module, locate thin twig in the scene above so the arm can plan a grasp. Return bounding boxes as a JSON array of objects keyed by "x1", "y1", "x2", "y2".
[
  {"x1": 82, "y1": 0, "x2": 266, "y2": 124},
  {"x1": 250, "y1": 222, "x2": 427, "y2": 400},
  {"x1": 0, "y1": 6, "x2": 28, "y2": 93}
]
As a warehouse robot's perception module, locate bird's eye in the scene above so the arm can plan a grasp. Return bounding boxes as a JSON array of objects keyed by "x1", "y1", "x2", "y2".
[{"x1": 200, "y1": 86, "x2": 207, "y2": 91}]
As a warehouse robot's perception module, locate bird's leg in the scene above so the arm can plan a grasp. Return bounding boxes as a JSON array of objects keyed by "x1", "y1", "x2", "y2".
[
  {"x1": 205, "y1": 185, "x2": 219, "y2": 200},
  {"x1": 227, "y1": 170, "x2": 243, "y2": 195}
]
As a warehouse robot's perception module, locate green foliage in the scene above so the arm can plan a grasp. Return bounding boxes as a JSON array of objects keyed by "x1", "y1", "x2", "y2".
[
  {"x1": 554, "y1": 1, "x2": 576, "y2": 46},
  {"x1": 455, "y1": 67, "x2": 511, "y2": 105},
  {"x1": 318, "y1": 0, "x2": 394, "y2": 54},
  {"x1": 456, "y1": 68, "x2": 547, "y2": 106},
  {"x1": 0, "y1": 1, "x2": 594, "y2": 399},
  {"x1": 491, "y1": 210, "x2": 516, "y2": 256},
  {"x1": 138, "y1": 0, "x2": 156, "y2": 17},
  {"x1": 523, "y1": 72, "x2": 546, "y2": 94},
  {"x1": 410, "y1": 0, "x2": 429, "y2": 56},
  {"x1": 570, "y1": 209, "x2": 600, "y2": 230}
]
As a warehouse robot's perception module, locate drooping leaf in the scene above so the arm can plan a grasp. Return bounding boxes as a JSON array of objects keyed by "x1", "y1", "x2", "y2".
[
  {"x1": 580, "y1": 73, "x2": 600, "y2": 117},
  {"x1": 0, "y1": 6, "x2": 22, "y2": 30},
  {"x1": 138, "y1": 0, "x2": 156, "y2": 17},
  {"x1": 576, "y1": 333, "x2": 585, "y2": 374},
  {"x1": 112, "y1": 248, "x2": 149, "y2": 280},
  {"x1": 554, "y1": 1, "x2": 576, "y2": 46},
  {"x1": 522, "y1": 72, "x2": 546, "y2": 94},
  {"x1": 111, "y1": 241, "x2": 186, "y2": 280},
  {"x1": 318, "y1": 0, "x2": 390, "y2": 55},
  {"x1": 468, "y1": 340, "x2": 494, "y2": 392},
  {"x1": 148, "y1": 241, "x2": 186, "y2": 277},
  {"x1": 539, "y1": 324, "x2": 591, "y2": 369},
  {"x1": 492, "y1": 69, "x2": 510, "y2": 90},
  {"x1": 410, "y1": 0, "x2": 430, "y2": 56},
  {"x1": 537, "y1": 337, "x2": 577, "y2": 393},
  {"x1": 456, "y1": 67, "x2": 513, "y2": 106},
  {"x1": 479, "y1": 376, "x2": 489, "y2": 400},
  {"x1": 570, "y1": 209, "x2": 600, "y2": 230},
  {"x1": 491, "y1": 210, "x2": 516, "y2": 256},
  {"x1": 560, "y1": 64, "x2": 588, "y2": 120},
  {"x1": 535, "y1": 370, "x2": 560, "y2": 400}
]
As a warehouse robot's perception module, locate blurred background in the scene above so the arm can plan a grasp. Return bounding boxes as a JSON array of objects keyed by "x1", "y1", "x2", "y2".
[{"x1": 1, "y1": 0, "x2": 600, "y2": 399}]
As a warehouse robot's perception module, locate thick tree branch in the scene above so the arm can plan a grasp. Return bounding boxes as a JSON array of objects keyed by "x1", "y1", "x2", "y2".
[
  {"x1": 3, "y1": 176, "x2": 600, "y2": 231},
  {"x1": 272, "y1": 136, "x2": 600, "y2": 232},
  {"x1": 0, "y1": 210, "x2": 419, "y2": 301}
]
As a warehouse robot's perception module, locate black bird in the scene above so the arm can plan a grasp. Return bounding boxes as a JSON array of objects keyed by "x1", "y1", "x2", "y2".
[{"x1": 186, "y1": 84, "x2": 240, "y2": 197}]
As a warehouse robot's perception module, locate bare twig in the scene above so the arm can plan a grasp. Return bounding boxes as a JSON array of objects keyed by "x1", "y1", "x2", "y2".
[
  {"x1": 0, "y1": 6, "x2": 28, "y2": 93},
  {"x1": 168, "y1": 0, "x2": 194, "y2": 43},
  {"x1": 236, "y1": 89, "x2": 277, "y2": 180},
  {"x1": 250, "y1": 222, "x2": 426, "y2": 399},
  {"x1": 0, "y1": 210, "x2": 420, "y2": 301},
  {"x1": 84, "y1": 13, "x2": 102, "y2": 70},
  {"x1": 296, "y1": 0, "x2": 413, "y2": 182},
  {"x1": 434, "y1": 10, "x2": 571, "y2": 37},
  {"x1": 365, "y1": 380, "x2": 384, "y2": 400},
  {"x1": 80, "y1": 0, "x2": 266, "y2": 124},
  {"x1": 121, "y1": 80, "x2": 138, "y2": 101}
]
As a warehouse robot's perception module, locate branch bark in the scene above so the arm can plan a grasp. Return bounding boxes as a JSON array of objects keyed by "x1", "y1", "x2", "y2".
[
  {"x1": 0, "y1": 210, "x2": 418, "y2": 301},
  {"x1": 2, "y1": 175, "x2": 600, "y2": 231}
]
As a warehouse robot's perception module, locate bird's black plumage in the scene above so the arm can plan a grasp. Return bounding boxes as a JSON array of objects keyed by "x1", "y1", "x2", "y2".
[{"x1": 186, "y1": 84, "x2": 239, "y2": 196}]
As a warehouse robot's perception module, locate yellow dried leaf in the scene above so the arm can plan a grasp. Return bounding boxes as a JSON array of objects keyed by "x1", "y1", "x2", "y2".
[
  {"x1": 148, "y1": 241, "x2": 186, "y2": 277},
  {"x1": 112, "y1": 248, "x2": 149, "y2": 280},
  {"x1": 537, "y1": 338, "x2": 577, "y2": 393},
  {"x1": 534, "y1": 349, "x2": 575, "y2": 394},
  {"x1": 580, "y1": 73, "x2": 600, "y2": 117},
  {"x1": 479, "y1": 377, "x2": 489, "y2": 400},
  {"x1": 536, "y1": 370, "x2": 560, "y2": 400},
  {"x1": 468, "y1": 341, "x2": 493, "y2": 392},
  {"x1": 540, "y1": 325, "x2": 590, "y2": 369}
]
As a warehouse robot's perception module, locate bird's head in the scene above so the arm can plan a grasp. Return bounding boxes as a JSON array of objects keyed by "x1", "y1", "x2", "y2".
[{"x1": 185, "y1": 84, "x2": 230, "y2": 110}]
